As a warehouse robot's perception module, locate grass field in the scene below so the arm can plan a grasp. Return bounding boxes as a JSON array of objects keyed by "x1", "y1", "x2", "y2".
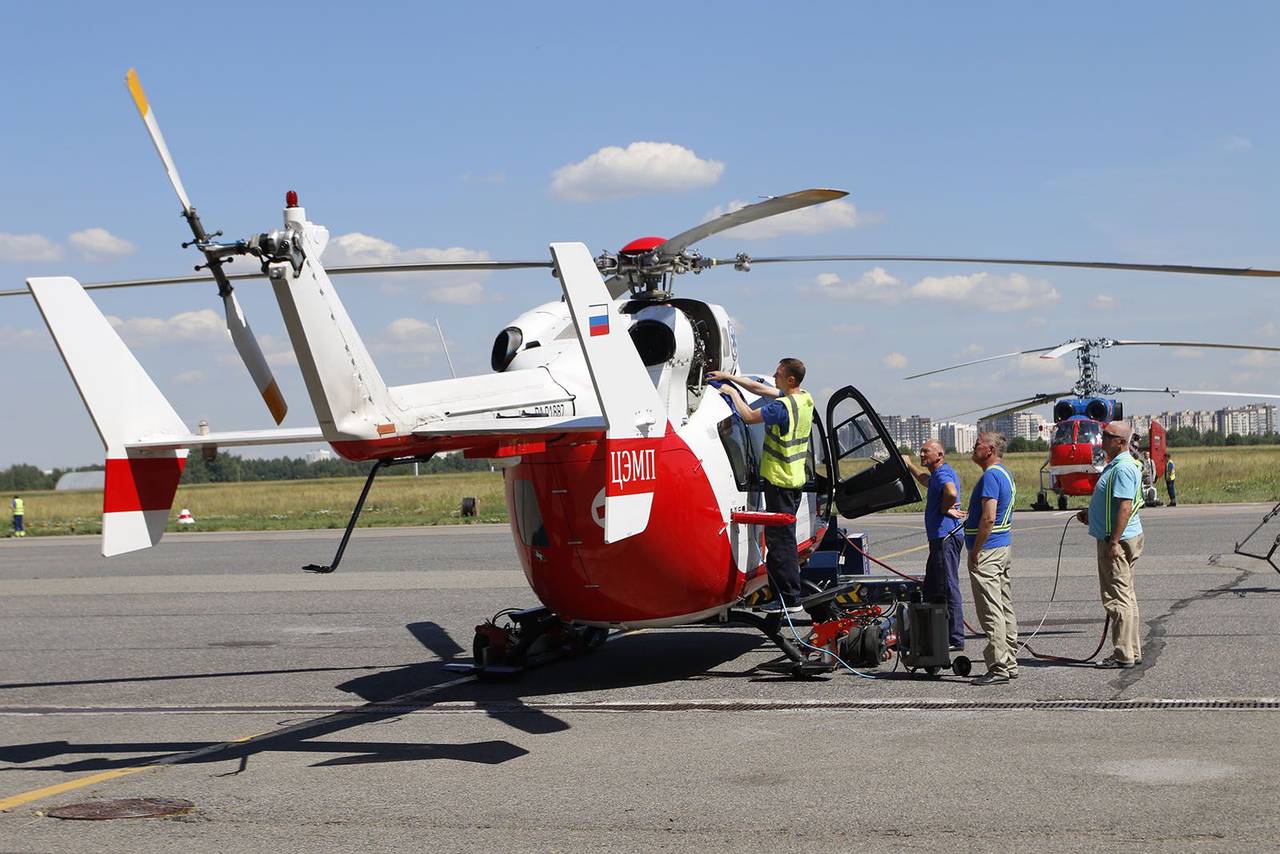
[{"x1": 6, "y1": 446, "x2": 1279, "y2": 538}]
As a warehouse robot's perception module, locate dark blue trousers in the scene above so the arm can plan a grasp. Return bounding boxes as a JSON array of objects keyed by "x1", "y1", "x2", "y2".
[
  {"x1": 763, "y1": 482, "x2": 803, "y2": 605},
  {"x1": 925, "y1": 533, "x2": 965, "y2": 646}
]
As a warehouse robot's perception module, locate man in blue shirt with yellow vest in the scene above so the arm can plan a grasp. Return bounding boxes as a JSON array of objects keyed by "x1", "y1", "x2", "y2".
[
  {"x1": 1076, "y1": 420, "x2": 1145, "y2": 669},
  {"x1": 964, "y1": 431, "x2": 1019, "y2": 685},
  {"x1": 709, "y1": 359, "x2": 813, "y2": 615}
]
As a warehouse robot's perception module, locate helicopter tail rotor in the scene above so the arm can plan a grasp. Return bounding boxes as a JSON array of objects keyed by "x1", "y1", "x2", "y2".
[{"x1": 125, "y1": 68, "x2": 288, "y2": 424}]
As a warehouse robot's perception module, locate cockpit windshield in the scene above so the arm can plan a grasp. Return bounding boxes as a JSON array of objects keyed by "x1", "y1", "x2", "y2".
[
  {"x1": 1077, "y1": 421, "x2": 1103, "y2": 446},
  {"x1": 1052, "y1": 421, "x2": 1076, "y2": 445}
]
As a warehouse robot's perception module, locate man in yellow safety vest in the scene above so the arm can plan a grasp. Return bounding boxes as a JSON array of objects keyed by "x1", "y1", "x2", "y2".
[
  {"x1": 709, "y1": 359, "x2": 814, "y2": 615},
  {"x1": 11, "y1": 495, "x2": 25, "y2": 537}
]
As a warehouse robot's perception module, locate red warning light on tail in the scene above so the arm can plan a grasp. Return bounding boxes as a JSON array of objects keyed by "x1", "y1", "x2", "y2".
[{"x1": 285, "y1": 190, "x2": 299, "y2": 208}]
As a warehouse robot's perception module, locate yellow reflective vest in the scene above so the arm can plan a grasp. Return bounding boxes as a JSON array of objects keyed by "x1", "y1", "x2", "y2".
[
  {"x1": 760, "y1": 391, "x2": 814, "y2": 489},
  {"x1": 12, "y1": 498, "x2": 24, "y2": 516}
]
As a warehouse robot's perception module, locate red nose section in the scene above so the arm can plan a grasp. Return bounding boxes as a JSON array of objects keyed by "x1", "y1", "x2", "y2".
[{"x1": 619, "y1": 236, "x2": 666, "y2": 254}]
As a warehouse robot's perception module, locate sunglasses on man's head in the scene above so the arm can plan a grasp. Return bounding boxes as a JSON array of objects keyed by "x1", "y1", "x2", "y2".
[{"x1": 1102, "y1": 431, "x2": 1126, "y2": 441}]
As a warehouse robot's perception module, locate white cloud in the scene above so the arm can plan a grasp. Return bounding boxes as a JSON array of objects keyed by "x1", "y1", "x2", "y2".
[
  {"x1": 69, "y1": 227, "x2": 135, "y2": 259},
  {"x1": 957, "y1": 343, "x2": 983, "y2": 357},
  {"x1": 1171, "y1": 348, "x2": 1204, "y2": 360},
  {"x1": 0, "y1": 232, "x2": 61, "y2": 262},
  {"x1": 1255, "y1": 321, "x2": 1277, "y2": 339},
  {"x1": 257, "y1": 333, "x2": 298, "y2": 367},
  {"x1": 372, "y1": 317, "x2": 443, "y2": 364},
  {"x1": 427, "y1": 282, "x2": 493, "y2": 305},
  {"x1": 809, "y1": 267, "x2": 904, "y2": 302},
  {"x1": 804, "y1": 268, "x2": 1058, "y2": 312},
  {"x1": 1091, "y1": 294, "x2": 1116, "y2": 310},
  {"x1": 324, "y1": 234, "x2": 491, "y2": 268},
  {"x1": 550, "y1": 142, "x2": 724, "y2": 202},
  {"x1": 910, "y1": 272, "x2": 1059, "y2": 311},
  {"x1": 108, "y1": 308, "x2": 227, "y2": 347},
  {"x1": 0, "y1": 326, "x2": 50, "y2": 350},
  {"x1": 1223, "y1": 136, "x2": 1253, "y2": 152},
  {"x1": 1233, "y1": 350, "x2": 1277, "y2": 368},
  {"x1": 174, "y1": 370, "x2": 205, "y2": 384},
  {"x1": 1003, "y1": 353, "x2": 1076, "y2": 381},
  {"x1": 323, "y1": 233, "x2": 494, "y2": 303},
  {"x1": 829, "y1": 322, "x2": 865, "y2": 334},
  {"x1": 700, "y1": 199, "x2": 873, "y2": 240},
  {"x1": 882, "y1": 352, "x2": 908, "y2": 370}
]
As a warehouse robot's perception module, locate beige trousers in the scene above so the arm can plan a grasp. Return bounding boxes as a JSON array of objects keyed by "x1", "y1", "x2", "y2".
[
  {"x1": 968, "y1": 545, "x2": 1018, "y2": 676},
  {"x1": 1095, "y1": 534, "x2": 1144, "y2": 663}
]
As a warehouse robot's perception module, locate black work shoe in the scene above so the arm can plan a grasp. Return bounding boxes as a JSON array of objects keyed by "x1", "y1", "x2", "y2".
[
  {"x1": 1096, "y1": 656, "x2": 1136, "y2": 669},
  {"x1": 972, "y1": 672, "x2": 1010, "y2": 685}
]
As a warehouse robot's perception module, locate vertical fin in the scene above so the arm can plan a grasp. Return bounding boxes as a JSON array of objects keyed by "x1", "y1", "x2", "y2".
[
  {"x1": 27, "y1": 276, "x2": 188, "y2": 555},
  {"x1": 550, "y1": 243, "x2": 666, "y2": 543}
]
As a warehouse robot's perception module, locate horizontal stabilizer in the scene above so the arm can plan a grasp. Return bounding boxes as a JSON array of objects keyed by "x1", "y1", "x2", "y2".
[{"x1": 130, "y1": 427, "x2": 327, "y2": 451}]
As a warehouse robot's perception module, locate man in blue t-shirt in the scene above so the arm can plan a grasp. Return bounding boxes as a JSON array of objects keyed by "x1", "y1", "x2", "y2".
[
  {"x1": 902, "y1": 439, "x2": 965, "y2": 649},
  {"x1": 1076, "y1": 420, "x2": 1145, "y2": 669},
  {"x1": 963, "y1": 431, "x2": 1018, "y2": 685}
]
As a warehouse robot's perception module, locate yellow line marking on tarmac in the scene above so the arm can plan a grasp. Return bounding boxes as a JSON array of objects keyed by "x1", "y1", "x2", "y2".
[{"x1": 0, "y1": 766, "x2": 152, "y2": 812}]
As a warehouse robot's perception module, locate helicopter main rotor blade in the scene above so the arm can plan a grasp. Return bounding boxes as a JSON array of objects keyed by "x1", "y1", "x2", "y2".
[
  {"x1": 1111, "y1": 339, "x2": 1280, "y2": 353},
  {"x1": 903, "y1": 347, "x2": 1056, "y2": 380},
  {"x1": 0, "y1": 260, "x2": 556, "y2": 298},
  {"x1": 720, "y1": 255, "x2": 1280, "y2": 278},
  {"x1": 656, "y1": 189, "x2": 848, "y2": 257},
  {"x1": 1040, "y1": 340, "x2": 1088, "y2": 360},
  {"x1": 946, "y1": 391, "x2": 1074, "y2": 421},
  {"x1": 1112, "y1": 386, "x2": 1280, "y2": 400}
]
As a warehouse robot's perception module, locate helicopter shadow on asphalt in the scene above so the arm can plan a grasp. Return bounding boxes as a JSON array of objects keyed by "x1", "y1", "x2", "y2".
[{"x1": 0, "y1": 621, "x2": 769, "y2": 777}]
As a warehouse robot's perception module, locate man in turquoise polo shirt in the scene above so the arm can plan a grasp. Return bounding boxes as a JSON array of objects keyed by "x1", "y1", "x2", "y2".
[{"x1": 1075, "y1": 420, "x2": 1144, "y2": 669}]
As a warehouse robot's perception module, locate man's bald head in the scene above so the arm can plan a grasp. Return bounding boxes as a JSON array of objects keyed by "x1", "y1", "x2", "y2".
[{"x1": 919, "y1": 438, "x2": 945, "y2": 470}]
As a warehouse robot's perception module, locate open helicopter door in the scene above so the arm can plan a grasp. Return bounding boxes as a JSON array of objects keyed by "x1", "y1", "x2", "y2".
[
  {"x1": 824, "y1": 386, "x2": 921, "y2": 518},
  {"x1": 1147, "y1": 421, "x2": 1167, "y2": 483}
]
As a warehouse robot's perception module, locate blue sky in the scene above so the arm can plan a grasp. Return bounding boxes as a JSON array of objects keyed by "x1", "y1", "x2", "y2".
[{"x1": 2, "y1": 1, "x2": 1278, "y2": 467}]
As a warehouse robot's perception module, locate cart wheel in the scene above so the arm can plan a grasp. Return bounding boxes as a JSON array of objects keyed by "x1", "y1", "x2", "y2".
[
  {"x1": 925, "y1": 665, "x2": 942, "y2": 677},
  {"x1": 951, "y1": 655, "x2": 972, "y2": 677},
  {"x1": 1058, "y1": 493, "x2": 1068, "y2": 511}
]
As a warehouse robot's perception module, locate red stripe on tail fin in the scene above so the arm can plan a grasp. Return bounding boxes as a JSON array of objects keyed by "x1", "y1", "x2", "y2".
[{"x1": 104, "y1": 456, "x2": 187, "y2": 514}]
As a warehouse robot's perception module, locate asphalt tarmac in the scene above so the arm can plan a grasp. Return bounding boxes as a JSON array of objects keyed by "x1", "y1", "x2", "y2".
[{"x1": 1, "y1": 503, "x2": 1278, "y2": 851}]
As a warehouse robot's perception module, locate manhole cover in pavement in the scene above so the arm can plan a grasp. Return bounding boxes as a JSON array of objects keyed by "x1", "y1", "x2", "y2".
[{"x1": 45, "y1": 797, "x2": 195, "y2": 820}]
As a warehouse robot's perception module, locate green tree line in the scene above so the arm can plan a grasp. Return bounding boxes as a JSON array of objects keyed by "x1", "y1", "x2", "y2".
[{"x1": 0, "y1": 452, "x2": 492, "y2": 491}]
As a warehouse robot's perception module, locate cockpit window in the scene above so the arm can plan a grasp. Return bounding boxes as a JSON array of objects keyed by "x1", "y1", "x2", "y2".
[
  {"x1": 717, "y1": 415, "x2": 766, "y2": 491},
  {"x1": 1052, "y1": 421, "x2": 1076, "y2": 445},
  {"x1": 1077, "y1": 421, "x2": 1102, "y2": 445}
]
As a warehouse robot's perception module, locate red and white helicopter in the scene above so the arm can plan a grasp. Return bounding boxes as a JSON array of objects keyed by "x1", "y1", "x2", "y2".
[
  {"x1": 10, "y1": 69, "x2": 1280, "y2": 674},
  {"x1": 907, "y1": 338, "x2": 1280, "y2": 510}
]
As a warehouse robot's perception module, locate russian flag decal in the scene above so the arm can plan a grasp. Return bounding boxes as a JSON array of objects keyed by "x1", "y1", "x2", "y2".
[{"x1": 588, "y1": 304, "x2": 610, "y2": 337}]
